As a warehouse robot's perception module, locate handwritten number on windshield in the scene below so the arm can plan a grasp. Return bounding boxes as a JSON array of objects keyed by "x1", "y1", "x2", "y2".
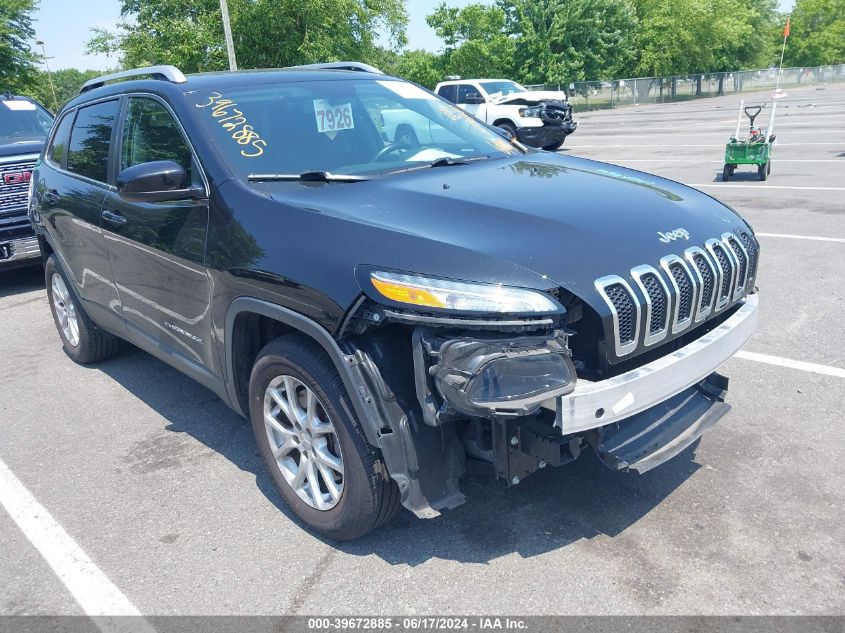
[{"x1": 196, "y1": 92, "x2": 267, "y2": 158}]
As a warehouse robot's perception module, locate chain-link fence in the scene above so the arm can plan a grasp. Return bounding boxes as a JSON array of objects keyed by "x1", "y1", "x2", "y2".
[{"x1": 525, "y1": 64, "x2": 845, "y2": 112}]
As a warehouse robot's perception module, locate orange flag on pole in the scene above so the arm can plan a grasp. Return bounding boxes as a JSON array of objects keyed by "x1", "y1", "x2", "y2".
[{"x1": 784, "y1": 16, "x2": 790, "y2": 37}]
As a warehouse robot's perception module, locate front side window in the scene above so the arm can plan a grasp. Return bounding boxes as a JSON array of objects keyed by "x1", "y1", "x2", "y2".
[
  {"x1": 67, "y1": 100, "x2": 120, "y2": 183},
  {"x1": 0, "y1": 98, "x2": 53, "y2": 144},
  {"x1": 47, "y1": 111, "x2": 74, "y2": 166},
  {"x1": 456, "y1": 84, "x2": 483, "y2": 104},
  {"x1": 120, "y1": 97, "x2": 194, "y2": 183},
  {"x1": 190, "y1": 78, "x2": 520, "y2": 181}
]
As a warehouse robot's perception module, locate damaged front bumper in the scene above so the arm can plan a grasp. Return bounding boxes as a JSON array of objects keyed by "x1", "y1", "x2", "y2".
[
  {"x1": 515, "y1": 121, "x2": 577, "y2": 148},
  {"x1": 544, "y1": 294, "x2": 758, "y2": 434}
]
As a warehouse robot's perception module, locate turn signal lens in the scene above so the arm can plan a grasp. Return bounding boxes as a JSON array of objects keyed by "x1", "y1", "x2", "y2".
[
  {"x1": 371, "y1": 277, "x2": 446, "y2": 308},
  {"x1": 369, "y1": 271, "x2": 561, "y2": 313}
]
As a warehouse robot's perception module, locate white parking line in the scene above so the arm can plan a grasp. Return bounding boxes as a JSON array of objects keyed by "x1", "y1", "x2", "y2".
[
  {"x1": 734, "y1": 351, "x2": 845, "y2": 379},
  {"x1": 688, "y1": 183, "x2": 845, "y2": 191},
  {"x1": 0, "y1": 458, "x2": 155, "y2": 631},
  {"x1": 756, "y1": 233, "x2": 845, "y2": 243}
]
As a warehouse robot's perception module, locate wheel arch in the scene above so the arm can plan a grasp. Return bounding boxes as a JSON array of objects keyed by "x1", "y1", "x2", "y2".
[
  {"x1": 224, "y1": 297, "x2": 384, "y2": 447},
  {"x1": 492, "y1": 118, "x2": 517, "y2": 129}
]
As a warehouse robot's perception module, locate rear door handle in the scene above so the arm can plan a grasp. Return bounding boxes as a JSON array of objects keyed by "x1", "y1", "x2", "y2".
[{"x1": 101, "y1": 210, "x2": 127, "y2": 228}]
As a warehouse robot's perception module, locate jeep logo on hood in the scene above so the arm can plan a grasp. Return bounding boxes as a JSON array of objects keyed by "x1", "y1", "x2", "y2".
[{"x1": 657, "y1": 228, "x2": 690, "y2": 243}]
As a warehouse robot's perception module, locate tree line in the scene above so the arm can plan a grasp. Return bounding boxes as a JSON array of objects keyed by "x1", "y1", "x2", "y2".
[{"x1": 2, "y1": 0, "x2": 843, "y2": 110}]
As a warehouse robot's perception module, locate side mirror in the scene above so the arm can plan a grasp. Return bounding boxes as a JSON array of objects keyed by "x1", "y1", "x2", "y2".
[
  {"x1": 463, "y1": 92, "x2": 485, "y2": 104},
  {"x1": 118, "y1": 160, "x2": 203, "y2": 203}
]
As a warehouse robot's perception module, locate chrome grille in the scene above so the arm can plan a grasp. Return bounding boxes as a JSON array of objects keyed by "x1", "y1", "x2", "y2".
[
  {"x1": 0, "y1": 158, "x2": 36, "y2": 220},
  {"x1": 596, "y1": 230, "x2": 754, "y2": 357}
]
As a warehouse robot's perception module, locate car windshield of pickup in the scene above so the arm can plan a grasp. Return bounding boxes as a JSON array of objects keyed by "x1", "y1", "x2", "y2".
[
  {"x1": 478, "y1": 80, "x2": 528, "y2": 99},
  {"x1": 191, "y1": 78, "x2": 523, "y2": 181},
  {"x1": 0, "y1": 98, "x2": 53, "y2": 145}
]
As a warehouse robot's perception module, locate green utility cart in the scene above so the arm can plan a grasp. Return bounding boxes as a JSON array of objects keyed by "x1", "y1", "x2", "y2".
[{"x1": 723, "y1": 101, "x2": 777, "y2": 182}]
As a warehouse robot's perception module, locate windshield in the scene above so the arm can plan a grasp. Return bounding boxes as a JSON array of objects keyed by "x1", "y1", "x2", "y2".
[
  {"x1": 0, "y1": 99, "x2": 53, "y2": 144},
  {"x1": 190, "y1": 78, "x2": 521, "y2": 180},
  {"x1": 478, "y1": 81, "x2": 527, "y2": 99}
]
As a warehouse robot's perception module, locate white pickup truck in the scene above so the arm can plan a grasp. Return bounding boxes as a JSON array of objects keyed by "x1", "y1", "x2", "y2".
[{"x1": 433, "y1": 79, "x2": 577, "y2": 150}]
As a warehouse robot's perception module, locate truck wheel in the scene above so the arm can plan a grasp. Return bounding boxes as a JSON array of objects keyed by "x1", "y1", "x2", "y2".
[
  {"x1": 248, "y1": 334, "x2": 401, "y2": 540},
  {"x1": 45, "y1": 255, "x2": 120, "y2": 364},
  {"x1": 722, "y1": 164, "x2": 731, "y2": 181},
  {"x1": 496, "y1": 122, "x2": 517, "y2": 140},
  {"x1": 758, "y1": 162, "x2": 769, "y2": 181},
  {"x1": 542, "y1": 139, "x2": 565, "y2": 151}
]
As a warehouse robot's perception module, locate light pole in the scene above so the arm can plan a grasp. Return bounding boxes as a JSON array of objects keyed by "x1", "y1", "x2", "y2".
[
  {"x1": 35, "y1": 40, "x2": 58, "y2": 112},
  {"x1": 219, "y1": 0, "x2": 238, "y2": 71}
]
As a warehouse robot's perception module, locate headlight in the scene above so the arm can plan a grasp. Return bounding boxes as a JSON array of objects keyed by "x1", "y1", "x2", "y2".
[
  {"x1": 519, "y1": 106, "x2": 543, "y2": 118},
  {"x1": 369, "y1": 271, "x2": 561, "y2": 313}
]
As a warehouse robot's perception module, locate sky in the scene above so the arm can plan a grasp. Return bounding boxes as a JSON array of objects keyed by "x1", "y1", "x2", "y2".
[{"x1": 33, "y1": 0, "x2": 796, "y2": 71}]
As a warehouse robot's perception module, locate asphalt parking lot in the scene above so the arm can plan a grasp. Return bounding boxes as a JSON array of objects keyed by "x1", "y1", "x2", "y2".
[{"x1": 1, "y1": 82, "x2": 843, "y2": 617}]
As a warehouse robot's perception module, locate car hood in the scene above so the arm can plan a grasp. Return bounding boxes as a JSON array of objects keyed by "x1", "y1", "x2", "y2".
[
  {"x1": 0, "y1": 139, "x2": 44, "y2": 159},
  {"x1": 493, "y1": 90, "x2": 568, "y2": 105},
  {"x1": 266, "y1": 153, "x2": 749, "y2": 306}
]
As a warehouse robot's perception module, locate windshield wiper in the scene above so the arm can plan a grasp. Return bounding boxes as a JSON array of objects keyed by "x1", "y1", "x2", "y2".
[
  {"x1": 429, "y1": 157, "x2": 470, "y2": 168},
  {"x1": 248, "y1": 171, "x2": 370, "y2": 183}
]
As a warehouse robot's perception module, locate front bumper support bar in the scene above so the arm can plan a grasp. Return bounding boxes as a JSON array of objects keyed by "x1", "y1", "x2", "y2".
[{"x1": 544, "y1": 294, "x2": 758, "y2": 434}]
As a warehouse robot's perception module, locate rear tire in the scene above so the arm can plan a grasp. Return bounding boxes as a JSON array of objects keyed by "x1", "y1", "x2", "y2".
[
  {"x1": 758, "y1": 161, "x2": 769, "y2": 181},
  {"x1": 45, "y1": 255, "x2": 120, "y2": 364},
  {"x1": 248, "y1": 334, "x2": 401, "y2": 540}
]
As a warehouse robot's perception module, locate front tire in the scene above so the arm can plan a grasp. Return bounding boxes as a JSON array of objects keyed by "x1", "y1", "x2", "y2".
[
  {"x1": 248, "y1": 334, "x2": 400, "y2": 540},
  {"x1": 45, "y1": 255, "x2": 120, "y2": 364},
  {"x1": 758, "y1": 161, "x2": 769, "y2": 181},
  {"x1": 496, "y1": 122, "x2": 517, "y2": 140},
  {"x1": 723, "y1": 164, "x2": 732, "y2": 181}
]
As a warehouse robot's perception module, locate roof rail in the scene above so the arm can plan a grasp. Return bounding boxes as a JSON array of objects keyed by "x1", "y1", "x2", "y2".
[
  {"x1": 80, "y1": 65, "x2": 188, "y2": 94},
  {"x1": 285, "y1": 61, "x2": 384, "y2": 75}
]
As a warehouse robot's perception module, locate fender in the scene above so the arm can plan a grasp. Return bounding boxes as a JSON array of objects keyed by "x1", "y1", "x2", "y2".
[{"x1": 223, "y1": 297, "x2": 465, "y2": 518}]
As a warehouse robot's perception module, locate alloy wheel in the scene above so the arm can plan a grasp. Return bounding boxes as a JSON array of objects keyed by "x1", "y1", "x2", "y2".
[
  {"x1": 263, "y1": 375, "x2": 344, "y2": 510},
  {"x1": 51, "y1": 273, "x2": 80, "y2": 347}
]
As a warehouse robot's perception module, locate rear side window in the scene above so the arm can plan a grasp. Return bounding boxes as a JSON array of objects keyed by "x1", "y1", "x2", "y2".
[
  {"x1": 47, "y1": 111, "x2": 74, "y2": 166},
  {"x1": 67, "y1": 100, "x2": 120, "y2": 183},
  {"x1": 437, "y1": 85, "x2": 457, "y2": 103},
  {"x1": 120, "y1": 97, "x2": 194, "y2": 183}
]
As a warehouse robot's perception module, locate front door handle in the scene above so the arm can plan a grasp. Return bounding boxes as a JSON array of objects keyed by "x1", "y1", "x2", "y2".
[{"x1": 101, "y1": 210, "x2": 127, "y2": 229}]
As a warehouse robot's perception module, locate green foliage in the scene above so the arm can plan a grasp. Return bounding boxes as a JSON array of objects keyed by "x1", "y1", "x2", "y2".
[
  {"x1": 783, "y1": 0, "x2": 845, "y2": 66},
  {"x1": 28, "y1": 68, "x2": 103, "y2": 111},
  {"x1": 86, "y1": 0, "x2": 408, "y2": 73},
  {"x1": 427, "y1": 2, "x2": 515, "y2": 78},
  {"x1": 634, "y1": 0, "x2": 778, "y2": 77},
  {"x1": 394, "y1": 50, "x2": 442, "y2": 89},
  {"x1": 504, "y1": 0, "x2": 639, "y2": 84},
  {"x1": 0, "y1": 0, "x2": 39, "y2": 93}
]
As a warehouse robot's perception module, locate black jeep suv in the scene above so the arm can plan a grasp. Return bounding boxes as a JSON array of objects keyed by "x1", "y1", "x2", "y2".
[
  {"x1": 30, "y1": 64, "x2": 759, "y2": 540},
  {"x1": 1, "y1": 92, "x2": 52, "y2": 270}
]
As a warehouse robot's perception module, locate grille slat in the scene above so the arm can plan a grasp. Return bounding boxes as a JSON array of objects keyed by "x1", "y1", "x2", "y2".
[
  {"x1": 712, "y1": 245, "x2": 732, "y2": 302},
  {"x1": 737, "y1": 230, "x2": 758, "y2": 281},
  {"x1": 668, "y1": 262, "x2": 693, "y2": 323},
  {"x1": 641, "y1": 273, "x2": 666, "y2": 335},
  {"x1": 604, "y1": 283, "x2": 636, "y2": 345}
]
